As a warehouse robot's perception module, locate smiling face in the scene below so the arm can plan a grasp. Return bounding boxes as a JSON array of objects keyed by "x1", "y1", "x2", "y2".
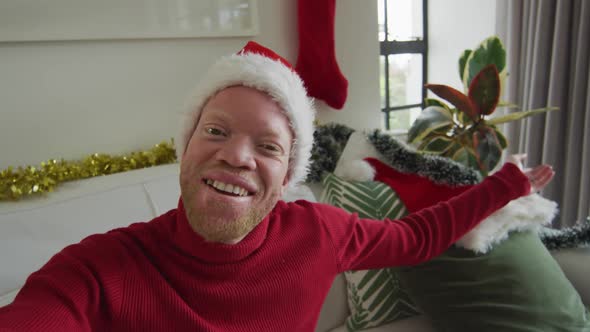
[{"x1": 179, "y1": 86, "x2": 293, "y2": 244}]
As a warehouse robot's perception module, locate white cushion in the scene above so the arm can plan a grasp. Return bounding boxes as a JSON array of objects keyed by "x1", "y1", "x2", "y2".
[
  {"x1": 281, "y1": 184, "x2": 317, "y2": 203},
  {"x1": 333, "y1": 132, "x2": 387, "y2": 178}
]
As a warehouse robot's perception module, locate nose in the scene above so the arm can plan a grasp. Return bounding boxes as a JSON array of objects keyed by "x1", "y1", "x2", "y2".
[{"x1": 215, "y1": 136, "x2": 257, "y2": 170}]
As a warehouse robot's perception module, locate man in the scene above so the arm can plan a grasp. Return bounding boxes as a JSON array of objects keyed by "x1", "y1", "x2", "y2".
[{"x1": 0, "y1": 41, "x2": 553, "y2": 331}]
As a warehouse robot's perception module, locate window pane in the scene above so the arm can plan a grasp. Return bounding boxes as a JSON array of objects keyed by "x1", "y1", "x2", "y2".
[
  {"x1": 388, "y1": 54, "x2": 422, "y2": 107},
  {"x1": 387, "y1": 107, "x2": 422, "y2": 131},
  {"x1": 387, "y1": 0, "x2": 423, "y2": 41}
]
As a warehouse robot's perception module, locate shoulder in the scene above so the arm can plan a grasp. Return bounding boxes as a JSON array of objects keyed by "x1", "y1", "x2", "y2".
[
  {"x1": 272, "y1": 200, "x2": 350, "y2": 223},
  {"x1": 55, "y1": 210, "x2": 176, "y2": 268},
  {"x1": 109, "y1": 209, "x2": 174, "y2": 237}
]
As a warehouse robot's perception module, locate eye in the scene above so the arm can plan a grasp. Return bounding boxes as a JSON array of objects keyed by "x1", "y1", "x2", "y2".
[
  {"x1": 206, "y1": 127, "x2": 226, "y2": 136},
  {"x1": 260, "y1": 143, "x2": 284, "y2": 155}
]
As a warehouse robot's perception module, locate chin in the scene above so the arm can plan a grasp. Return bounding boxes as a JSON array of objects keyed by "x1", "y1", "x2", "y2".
[{"x1": 192, "y1": 213, "x2": 262, "y2": 243}]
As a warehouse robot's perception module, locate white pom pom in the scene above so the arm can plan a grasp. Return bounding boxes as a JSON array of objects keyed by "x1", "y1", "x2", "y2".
[{"x1": 334, "y1": 160, "x2": 376, "y2": 181}]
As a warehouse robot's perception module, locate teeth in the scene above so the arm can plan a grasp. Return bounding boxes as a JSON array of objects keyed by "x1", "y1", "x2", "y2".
[
  {"x1": 206, "y1": 179, "x2": 249, "y2": 196},
  {"x1": 213, "y1": 180, "x2": 225, "y2": 191}
]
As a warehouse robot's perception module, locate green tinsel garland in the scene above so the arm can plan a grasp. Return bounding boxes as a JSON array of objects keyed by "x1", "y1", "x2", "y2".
[
  {"x1": 305, "y1": 123, "x2": 354, "y2": 183},
  {"x1": 540, "y1": 217, "x2": 590, "y2": 250},
  {"x1": 304, "y1": 124, "x2": 481, "y2": 186},
  {"x1": 365, "y1": 130, "x2": 481, "y2": 185}
]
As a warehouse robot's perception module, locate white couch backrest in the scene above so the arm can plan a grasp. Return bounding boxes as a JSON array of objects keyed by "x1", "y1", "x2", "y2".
[{"x1": 0, "y1": 164, "x2": 182, "y2": 297}]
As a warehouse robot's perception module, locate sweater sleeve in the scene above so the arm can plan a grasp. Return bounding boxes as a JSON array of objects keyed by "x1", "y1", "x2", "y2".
[
  {"x1": 0, "y1": 235, "x2": 122, "y2": 332},
  {"x1": 317, "y1": 163, "x2": 530, "y2": 272},
  {"x1": 365, "y1": 157, "x2": 472, "y2": 213}
]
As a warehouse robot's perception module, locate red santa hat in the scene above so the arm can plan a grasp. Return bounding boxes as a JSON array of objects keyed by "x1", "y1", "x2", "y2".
[{"x1": 176, "y1": 41, "x2": 316, "y2": 187}]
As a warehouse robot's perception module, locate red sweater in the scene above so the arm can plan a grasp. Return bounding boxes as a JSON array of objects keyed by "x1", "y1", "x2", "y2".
[{"x1": 0, "y1": 164, "x2": 529, "y2": 332}]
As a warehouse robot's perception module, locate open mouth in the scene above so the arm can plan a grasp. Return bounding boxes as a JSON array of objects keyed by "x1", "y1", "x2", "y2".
[{"x1": 203, "y1": 179, "x2": 250, "y2": 197}]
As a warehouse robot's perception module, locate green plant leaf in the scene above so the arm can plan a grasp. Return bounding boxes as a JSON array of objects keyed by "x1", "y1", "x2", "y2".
[
  {"x1": 472, "y1": 127, "x2": 502, "y2": 175},
  {"x1": 425, "y1": 84, "x2": 477, "y2": 121},
  {"x1": 459, "y1": 49, "x2": 472, "y2": 81},
  {"x1": 422, "y1": 135, "x2": 454, "y2": 154},
  {"x1": 462, "y1": 36, "x2": 506, "y2": 90},
  {"x1": 486, "y1": 107, "x2": 558, "y2": 125},
  {"x1": 431, "y1": 123, "x2": 454, "y2": 135},
  {"x1": 424, "y1": 98, "x2": 450, "y2": 110},
  {"x1": 492, "y1": 126, "x2": 508, "y2": 149},
  {"x1": 455, "y1": 108, "x2": 472, "y2": 125},
  {"x1": 468, "y1": 64, "x2": 500, "y2": 116},
  {"x1": 407, "y1": 106, "x2": 453, "y2": 143},
  {"x1": 442, "y1": 141, "x2": 464, "y2": 159},
  {"x1": 452, "y1": 147, "x2": 480, "y2": 172}
]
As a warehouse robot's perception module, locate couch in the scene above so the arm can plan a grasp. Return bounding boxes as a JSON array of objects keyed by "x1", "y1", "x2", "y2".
[{"x1": 1, "y1": 130, "x2": 589, "y2": 332}]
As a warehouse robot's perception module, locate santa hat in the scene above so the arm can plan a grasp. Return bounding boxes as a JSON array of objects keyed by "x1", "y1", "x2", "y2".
[{"x1": 176, "y1": 41, "x2": 316, "y2": 187}]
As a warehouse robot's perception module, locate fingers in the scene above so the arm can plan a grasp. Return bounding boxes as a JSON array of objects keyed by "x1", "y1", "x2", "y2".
[
  {"x1": 535, "y1": 167, "x2": 555, "y2": 190},
  {"x1": 526, "y1": 164, "x2": 555, "y2": 193}
]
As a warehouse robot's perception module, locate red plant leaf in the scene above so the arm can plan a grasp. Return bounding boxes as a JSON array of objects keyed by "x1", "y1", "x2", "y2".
[
  {"x1": 425, "y1": 84, "x2": 477, "y2": 121},
  {"x1": 468, "y1": 64, "x2": 500, "y2": 116}
]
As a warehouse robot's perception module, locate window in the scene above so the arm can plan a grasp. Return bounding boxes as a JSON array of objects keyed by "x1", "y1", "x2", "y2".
[{"x1": 378, "y1": 0, "x2": 428, "y2": 131}]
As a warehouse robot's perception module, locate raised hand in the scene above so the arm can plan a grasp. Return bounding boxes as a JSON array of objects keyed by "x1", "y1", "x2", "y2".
[
  {"x1": 506, "y1": 154, "x2": 554, "y2": 193},
  {"x1": 524, "y1": 165, "x2": 554, "y2": 193}
]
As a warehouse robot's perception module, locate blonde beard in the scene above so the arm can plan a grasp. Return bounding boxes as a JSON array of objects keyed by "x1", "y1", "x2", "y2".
[{"x1": 185, "y1": 191, "x2": 281, "y2": 244}]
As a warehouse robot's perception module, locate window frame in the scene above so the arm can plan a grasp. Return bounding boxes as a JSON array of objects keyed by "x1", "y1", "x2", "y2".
[{"x1": 379, "y1": 0, "x2": 429, "y2": 130}]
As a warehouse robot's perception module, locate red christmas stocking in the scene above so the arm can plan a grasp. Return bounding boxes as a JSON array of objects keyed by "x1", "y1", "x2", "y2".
[
  {"x1": 295, "y1": 0, "x2": 348, "y2": 109},
  {"x1": 364, "y1": 158, "x2": 473, "y2": 213}
]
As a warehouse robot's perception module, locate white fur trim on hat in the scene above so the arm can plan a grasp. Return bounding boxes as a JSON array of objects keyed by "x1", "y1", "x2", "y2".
[
  {"x1": 176, "y1": 51, "x2": 316, "y2": 188},
  {"x1": 334, "y1": 160, "x2": 376, "y2": 182}
]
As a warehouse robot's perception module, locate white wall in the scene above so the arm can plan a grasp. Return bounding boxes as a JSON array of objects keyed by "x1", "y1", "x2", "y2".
[
  {"x1": 0, "y1": 0, "x2": 380, "y2": 169},
  {"x1": 0, "y1": 0, "x2": 498, "y2": 170},
  {"x1": 428, "y1": 0, "x2": 497, "y2": 92}
]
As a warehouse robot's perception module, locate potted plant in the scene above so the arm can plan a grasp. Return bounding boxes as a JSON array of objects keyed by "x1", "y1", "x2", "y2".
[{"x1": 407, "y1": 36, "x2": 557, "y2": 176}]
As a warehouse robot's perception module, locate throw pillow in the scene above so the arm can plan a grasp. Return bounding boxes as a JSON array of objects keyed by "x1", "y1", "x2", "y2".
[
  {"x1": 320, "y1": 173, "x2": 420, "y2": 331},
  {"x1": 397, "y1": 230, "x2": 590, "y2": 332},
  {"x1": 281, "y1": 184, "x2": 317, "y2": 203}
]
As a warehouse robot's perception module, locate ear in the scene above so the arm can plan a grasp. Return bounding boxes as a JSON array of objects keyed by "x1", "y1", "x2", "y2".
[
  {"x1": 280, "y1": 170, "x2": 292, "y2": 195},
  {"x1": 281, "y1": 176, "x2": 290, "y2": 189}
]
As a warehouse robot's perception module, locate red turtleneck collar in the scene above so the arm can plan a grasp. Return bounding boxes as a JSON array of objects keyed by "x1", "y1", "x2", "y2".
[{"x1": 170, "y1": 199, "x2": 271, "y2": 264}]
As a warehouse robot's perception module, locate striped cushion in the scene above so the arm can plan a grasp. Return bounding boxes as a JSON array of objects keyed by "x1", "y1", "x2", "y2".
[{"x1": 320, "y1": 173, "x2": 420, "y2": 331}]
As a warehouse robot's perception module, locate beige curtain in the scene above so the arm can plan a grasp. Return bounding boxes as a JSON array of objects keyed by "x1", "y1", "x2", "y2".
[{"x1": 496, "y1": 0, "x2": 589, "y2": 227}]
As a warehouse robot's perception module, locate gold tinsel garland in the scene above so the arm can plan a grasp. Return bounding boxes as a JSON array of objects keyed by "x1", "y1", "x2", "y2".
[{"x1": 0, "y1": 140, "x2": 177, "y2": 201}]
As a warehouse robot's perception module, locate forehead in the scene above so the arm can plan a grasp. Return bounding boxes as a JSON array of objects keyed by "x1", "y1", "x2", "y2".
[{"x1": 200, "y1": 86, "x2": 293, "y2": 140}]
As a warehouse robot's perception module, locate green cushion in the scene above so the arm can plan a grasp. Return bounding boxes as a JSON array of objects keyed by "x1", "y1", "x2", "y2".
[
  {"x1": 320, "y1": 173, "x2": 420, "y2": 331},
  {"x1": 397, "y1": 230, "x2": 590, "y2": 332}
]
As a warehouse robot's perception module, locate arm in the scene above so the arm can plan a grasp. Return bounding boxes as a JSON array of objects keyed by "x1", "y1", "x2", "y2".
[
  {"x1": 319, "y1": 163, "x2": 531, "y2": 272},
  {"x1": 0, "y1": 236, "x2": 120, "y2": 331},
  {"x1": 365, "y1": 155, "x2": 554, "y2": 213},
  {"x1": 366, "y1": 157, "x2": 472, "y2": 213}
]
